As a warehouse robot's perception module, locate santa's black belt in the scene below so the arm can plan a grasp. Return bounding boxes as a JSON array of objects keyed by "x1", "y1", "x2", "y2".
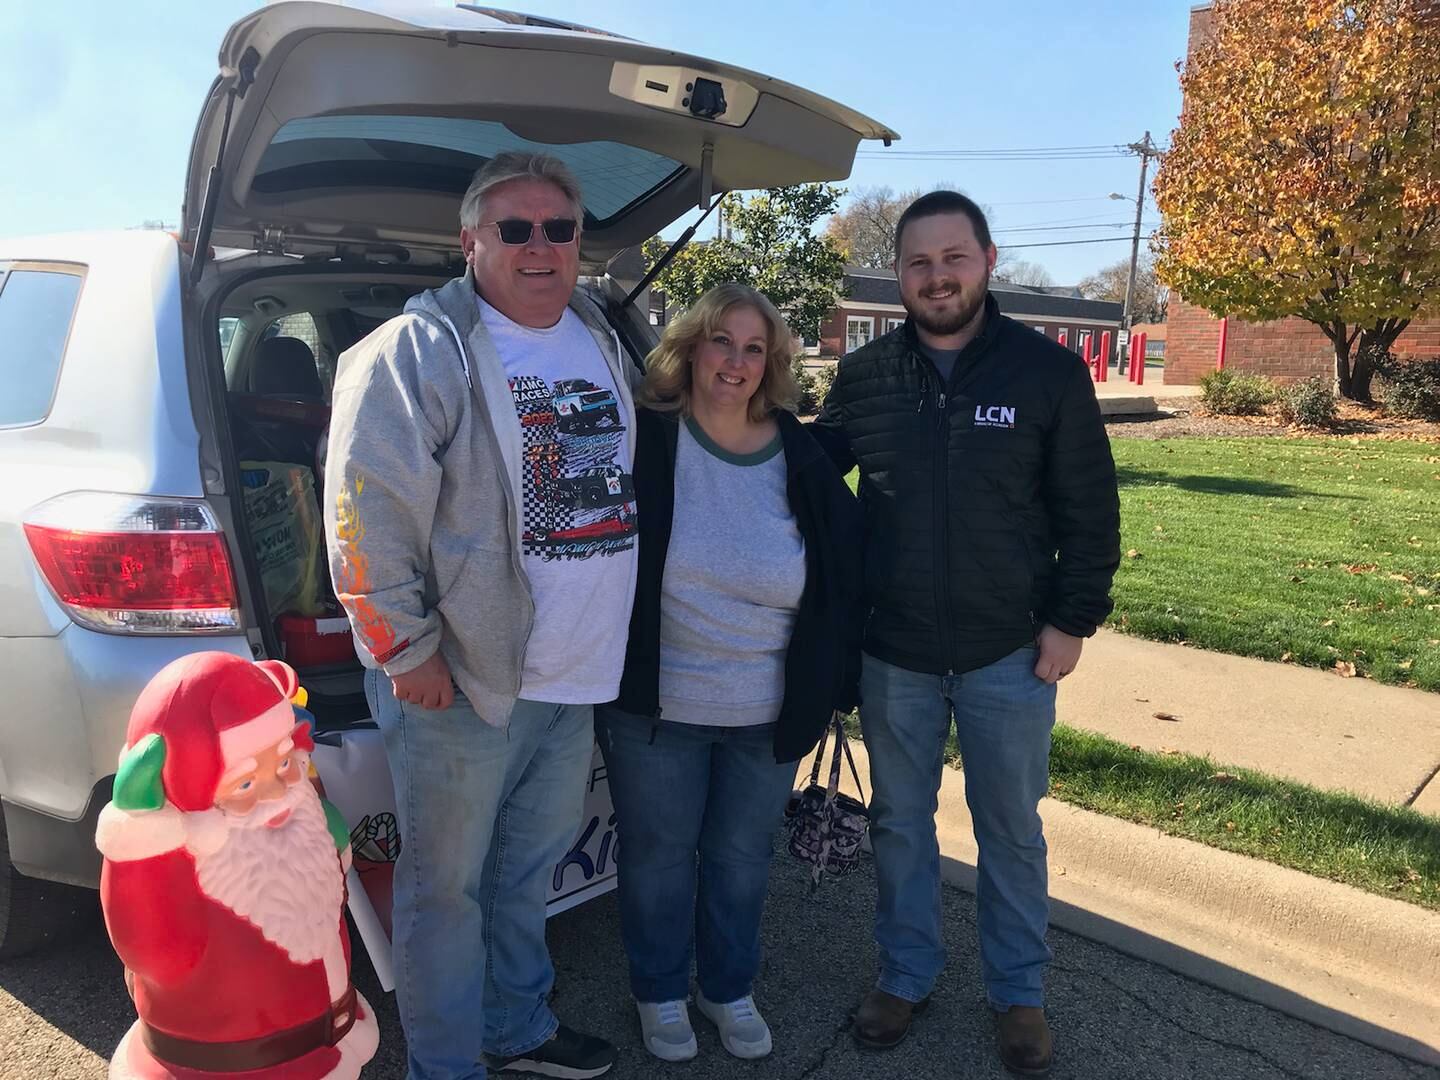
[{"x1": 139, "y1": 985, "x2": 358, "y2": 1073}]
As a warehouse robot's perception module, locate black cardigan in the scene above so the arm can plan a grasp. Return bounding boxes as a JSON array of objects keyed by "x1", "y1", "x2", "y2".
[{"x1": 611, "y1": 408, "x2": 864, "y2": 763}]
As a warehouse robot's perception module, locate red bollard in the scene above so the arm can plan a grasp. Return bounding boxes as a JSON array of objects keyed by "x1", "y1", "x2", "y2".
[
  {"x1": 1134, "y1": 332, "x2": 1146, "y2": 386},
  {"x1": 1098, "y1": 330, "x2": 1111, "y2": 382},
  {"x1": 1216, "y1": 317, "x2": 1228, "y2": 371},
  {"x1": 1082, "y1": 333, "x2": 1095, "y2": 381},
  {"x1": 1058, "y1": 329, "x2": 1068, "y2": 349}
]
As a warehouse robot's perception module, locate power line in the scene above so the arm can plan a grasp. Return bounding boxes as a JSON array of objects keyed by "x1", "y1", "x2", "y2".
[
  {"x1": 859, "y1": 152, "x2": 1128, "y2": 162},
  {"x1": 991, "y1": 221, "x2": 1159, "y2": 234},
  {"x1": 997, "y1": 235, "x2": 1156, "y2": 250},
  {"x1": 984, "y1": 195, "x2": 1132, "y2": 207},
  {"x1": 857, "y1": 142, "x2": 1124, "y2": 155}
]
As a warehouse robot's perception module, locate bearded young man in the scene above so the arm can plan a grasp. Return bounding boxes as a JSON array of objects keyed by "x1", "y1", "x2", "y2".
[{"x1": 810, "y1": 191, "x2": 1120, "y2": 1078}]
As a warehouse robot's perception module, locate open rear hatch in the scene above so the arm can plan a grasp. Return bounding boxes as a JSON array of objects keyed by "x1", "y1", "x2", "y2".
[{"x1": 183, "y1": 0, "x2": 899, "y2": 266}]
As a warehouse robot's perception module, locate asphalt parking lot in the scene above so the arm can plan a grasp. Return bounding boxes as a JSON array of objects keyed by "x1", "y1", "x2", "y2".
[{"x1": 1, "y1": 854, "x2": 1434, "y2": 1080}]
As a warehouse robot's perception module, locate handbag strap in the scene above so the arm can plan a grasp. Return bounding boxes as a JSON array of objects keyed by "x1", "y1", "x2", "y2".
[
  {"x1": 808, "y1": 717, "x2": 832, "y2": 788},
  {"x1": 824, "y1": 712, "x2": 867, "y2": 806}
]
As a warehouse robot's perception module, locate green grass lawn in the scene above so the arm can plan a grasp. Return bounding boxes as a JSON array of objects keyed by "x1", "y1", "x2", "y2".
[
  {"x1": 1048, "y1": 726, "x2": 1439, "y2": 909},
  {"x1": 1110, "y1": 438, "x2": 1440, "y2": 691}
]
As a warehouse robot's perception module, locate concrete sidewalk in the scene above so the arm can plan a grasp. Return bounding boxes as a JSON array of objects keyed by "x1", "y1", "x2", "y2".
[
  {"x1": 1058, "y1": 630, "x2": 1440, "y2": 811},
  {"x1": 1090, "y1": 368, "x2": 1199, "y2": 416}
]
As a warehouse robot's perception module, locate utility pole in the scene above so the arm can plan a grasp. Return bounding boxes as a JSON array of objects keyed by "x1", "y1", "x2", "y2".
[{"x1": 1119, "y1": 131, "x2": 1160, "y2": 373}]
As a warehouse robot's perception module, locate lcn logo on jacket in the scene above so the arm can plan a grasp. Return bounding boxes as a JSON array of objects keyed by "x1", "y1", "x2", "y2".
[{"x1": 974, "y1": 404, "x2": 1017, "y2": 428}]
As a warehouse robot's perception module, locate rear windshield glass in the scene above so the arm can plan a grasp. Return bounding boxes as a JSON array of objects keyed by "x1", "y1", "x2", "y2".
[{"x1": 254, "y1": 116, "x2": 682, "y2": 226}]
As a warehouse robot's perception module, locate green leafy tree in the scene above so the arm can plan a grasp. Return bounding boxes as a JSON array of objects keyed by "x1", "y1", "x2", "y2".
[
  {"x1": 644, "y1": 184, "x2": 848, "y2": 342},
  {"x1": 1154, "y1": 0, "x2": 1440, "y2": 400}
]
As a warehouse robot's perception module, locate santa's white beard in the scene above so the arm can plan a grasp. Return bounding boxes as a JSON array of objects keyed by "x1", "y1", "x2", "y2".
[{"x1": 195, "y1": 783, "x2": 344, "y2": 968}]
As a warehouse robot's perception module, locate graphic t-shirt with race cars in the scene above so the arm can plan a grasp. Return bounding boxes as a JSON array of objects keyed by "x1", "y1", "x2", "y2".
[{"x1": 476, "y1": 295, "x2": 637, "y2": 705}]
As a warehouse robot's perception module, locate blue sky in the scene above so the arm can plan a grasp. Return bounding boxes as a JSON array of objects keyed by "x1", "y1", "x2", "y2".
[{"x1": 0, "y1": 0, "x2": 1190, "y2": 284}]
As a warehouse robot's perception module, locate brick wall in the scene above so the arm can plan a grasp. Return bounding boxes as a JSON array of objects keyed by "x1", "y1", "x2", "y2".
[{"x1": 1167, "y1": 298, "x2": 1440, "y2": 384}]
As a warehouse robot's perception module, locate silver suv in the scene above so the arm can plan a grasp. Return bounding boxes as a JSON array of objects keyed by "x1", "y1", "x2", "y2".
[{"x1": 0, "y1": 1, "x2": 895, "y2": 955}]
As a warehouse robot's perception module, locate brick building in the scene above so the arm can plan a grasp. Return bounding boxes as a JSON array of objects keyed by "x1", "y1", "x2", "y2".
[
  {"x1": 818, "y1": 265, "x2": 1122, "y2": 362},
  {"x1": 1165, "y1": 3, "x2": 1440, "y2": 384}
]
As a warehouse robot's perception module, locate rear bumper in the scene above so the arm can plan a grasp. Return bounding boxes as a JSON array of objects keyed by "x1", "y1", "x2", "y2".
[{"x1": 2, "y1": 779, "x2": 110, "y2": 888}]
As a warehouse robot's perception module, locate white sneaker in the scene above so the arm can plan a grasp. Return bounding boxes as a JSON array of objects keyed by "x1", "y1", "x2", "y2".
[
  {"x1": 695, "y1": 991, "x2": 773, "y2": 1060},
  {"x1": 636, "y1": 999, "x2": 698, "y2": 1062}
]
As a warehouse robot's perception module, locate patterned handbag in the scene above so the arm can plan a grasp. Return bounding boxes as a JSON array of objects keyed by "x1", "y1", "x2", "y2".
[{"x1": 786, "y1": 712, "x2": 870, "y2": 890}]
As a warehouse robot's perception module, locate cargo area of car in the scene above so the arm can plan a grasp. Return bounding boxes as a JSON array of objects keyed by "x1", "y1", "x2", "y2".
[{"x1": 206, "y1": 263, "x2": 448, "y2": 728}]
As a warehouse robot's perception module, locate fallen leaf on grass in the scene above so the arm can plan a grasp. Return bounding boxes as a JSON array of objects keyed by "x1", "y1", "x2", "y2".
[
  {"x1": 1397, "y1": 659, "x2": 1414, "y2": 671},
  {"x1": 1224, "y1": 821, "x2": 1236, "y2": 831},
  {"x1": 1345, "y1": 563, "x2": 1378, "y2": 574},
  {"x1": 1126, "y1": 549, "x2": 1143, "y2": 559},
  {"x1": 1280, "y1": 652, "x2": 1293, "y2": 663},
  {"x1": 1321, "y1": 619, "x2": 1336, "y2": 627},
  {"x1": 1153, "y1": 711, "x2": 1181, "y2": 722},
  {"x1": 1334, "y1": 660, "x2": 1357, "y2": 678},
  {"x1": 1210, "y1": 772, "x2": 1237, "y2": 783}
]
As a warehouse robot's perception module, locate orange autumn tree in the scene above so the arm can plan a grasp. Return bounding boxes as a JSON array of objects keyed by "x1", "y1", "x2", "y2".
[{"x1": 1154, "y1": 0, "x2": 1440, "y2": 400}]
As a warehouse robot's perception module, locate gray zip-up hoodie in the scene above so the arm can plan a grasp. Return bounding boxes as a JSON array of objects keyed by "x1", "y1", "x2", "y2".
[{"x1": 323, "y1": 269, "x2": 637, "y2": 726}]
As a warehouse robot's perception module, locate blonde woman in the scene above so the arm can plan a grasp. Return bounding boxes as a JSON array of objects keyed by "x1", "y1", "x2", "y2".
[{"x1": 598, "y1": 283, "x2": 862, "y2": 1062}]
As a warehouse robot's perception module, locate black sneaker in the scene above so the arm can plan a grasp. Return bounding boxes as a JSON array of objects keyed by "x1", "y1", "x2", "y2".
[{"x1": 484, "y1": 1025, "x2": 616, "y2": 1078}]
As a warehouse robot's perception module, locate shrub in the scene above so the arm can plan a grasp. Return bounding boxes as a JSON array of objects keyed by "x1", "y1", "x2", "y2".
[
  {"x1": 812, "y1": 362, "x2": 837, "y2": 405},
  {"x1": 1376, "y1": 355, "x2": 1440, "y2": 421},
  {"x1": 1276, "y1": 376, "x2": 1337, "y2": 428},
  {"x1": 1199, "y1": 369, "x2": 1276, "y2": 416},
  {"x1": 791, "y1": 357, "x2": 821, "y2": 414}
]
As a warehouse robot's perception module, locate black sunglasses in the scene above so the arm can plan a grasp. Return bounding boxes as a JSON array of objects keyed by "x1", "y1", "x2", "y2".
[{"x1": 483, "y1": 218, "x2": 579, "y2": 246}]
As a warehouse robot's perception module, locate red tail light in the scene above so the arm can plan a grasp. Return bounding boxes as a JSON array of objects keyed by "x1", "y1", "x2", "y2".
[{"x1": 23, "y1": 494, "x2": 240, "y2": 634}]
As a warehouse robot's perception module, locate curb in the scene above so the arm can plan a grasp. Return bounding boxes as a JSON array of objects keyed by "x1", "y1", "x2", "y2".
[
  {"x1": 1096, "y1": 395, "x2": 1158, "y2": 417},
  {"x1": 845, "y1": 742, "x2": 1440, "y2": 1066}
]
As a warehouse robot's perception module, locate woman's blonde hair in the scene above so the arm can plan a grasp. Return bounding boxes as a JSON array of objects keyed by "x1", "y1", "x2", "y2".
[{"x1": 640, "y1": 283, "x2": 800, "y2": 422}]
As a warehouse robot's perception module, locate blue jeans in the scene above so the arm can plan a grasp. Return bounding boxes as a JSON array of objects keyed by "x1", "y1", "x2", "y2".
[
  {"x1": 595, "y1": 707, "x2": 798, "y2": 1005},
  {"x1": 859, "y1": 647, "x2": 1057, "y2": 1010},
  {"x1": 366, "y1": 670, "x2": 596, "y2": 1080}
]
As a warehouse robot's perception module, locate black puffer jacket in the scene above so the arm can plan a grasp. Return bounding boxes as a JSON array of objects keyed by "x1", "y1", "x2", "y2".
[
  {"x1": 810, "y1": 295, "x2": 1121, "y2": 675},
  {"x1": 612, "y1": 408, "x2": 864, "y2": 763}
]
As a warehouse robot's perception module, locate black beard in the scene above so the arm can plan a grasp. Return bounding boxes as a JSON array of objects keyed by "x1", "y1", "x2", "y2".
[{"x1": 907, "y1": 280, "x2": 988, "y2": 338}]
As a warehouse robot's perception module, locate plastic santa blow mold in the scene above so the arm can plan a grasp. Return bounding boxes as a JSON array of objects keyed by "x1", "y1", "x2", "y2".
[{"x1": 95, "y1": 652, "x2": 379, "y2": 1079}]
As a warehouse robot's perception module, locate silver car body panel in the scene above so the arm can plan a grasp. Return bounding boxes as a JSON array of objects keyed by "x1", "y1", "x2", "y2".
[{"x1": 0, "y1": 231, "x2": 253, "y2": 824}]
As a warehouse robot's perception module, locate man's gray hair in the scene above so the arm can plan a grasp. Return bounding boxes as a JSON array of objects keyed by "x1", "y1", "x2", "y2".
[{"x1": 459, "y1": 151, "x2": 585, "y2": 230}]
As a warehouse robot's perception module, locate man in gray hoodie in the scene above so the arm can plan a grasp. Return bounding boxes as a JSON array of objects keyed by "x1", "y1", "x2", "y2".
[{"x1": 325, "y1": 152, "x2": 637, "y2": 1080}]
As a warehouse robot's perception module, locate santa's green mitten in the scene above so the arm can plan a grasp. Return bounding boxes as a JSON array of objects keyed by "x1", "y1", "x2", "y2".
[{"x1": 113, "y1": 734, "x2": 167, "y2": 812}]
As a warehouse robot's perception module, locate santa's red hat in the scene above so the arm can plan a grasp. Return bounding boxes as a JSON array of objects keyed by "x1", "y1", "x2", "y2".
[{"x1": 124, "y1": 653, "x2": 311, "y2": 812}]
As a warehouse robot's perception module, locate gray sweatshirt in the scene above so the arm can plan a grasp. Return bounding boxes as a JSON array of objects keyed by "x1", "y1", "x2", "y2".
[
  {"x1": 658, "y1": 418, "x2": 807, "y2": 726},
  {"x1": 323, "y1": 270, "x2": 636, "y2": 726}
]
